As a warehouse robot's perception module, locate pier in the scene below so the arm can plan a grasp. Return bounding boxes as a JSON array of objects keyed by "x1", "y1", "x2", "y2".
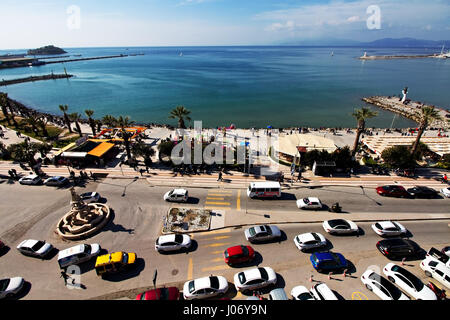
[
  {"x1": 359, "y1": 53, "x2": 447, "y2": 60},
  {"x1": 44, "y1": 54, "x2": 129, "y2": 65},
  {"x1": 0, "y1": 73, "x2": 73, "y2": 86},
  {"x1": 363, "y1": 96, "x2": 449, "y2": 129}
]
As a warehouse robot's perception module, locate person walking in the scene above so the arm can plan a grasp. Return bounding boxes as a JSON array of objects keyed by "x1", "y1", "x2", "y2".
[
  {"x1": 217, "y1": 171, "x2": 223, "y2": 182},
  {"x1": 60, "y1": 270, "x2": 70, "y2": 285}
]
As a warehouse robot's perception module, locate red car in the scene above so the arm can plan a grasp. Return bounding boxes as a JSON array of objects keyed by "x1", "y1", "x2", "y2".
[
  {"x1": 223, "y1": 245, "x2": 255, "y2": 266},
  {"x1": 376, "y1": 185, "x2": 411, "y2": 198},
  {"x1": 136, "y1": 287, "x2": 180, "y2": 300}
]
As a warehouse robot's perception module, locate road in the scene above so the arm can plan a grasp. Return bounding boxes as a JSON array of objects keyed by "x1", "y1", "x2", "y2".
[{"x1": 0, "y1": 177, "x2": 449, "y2": 300}]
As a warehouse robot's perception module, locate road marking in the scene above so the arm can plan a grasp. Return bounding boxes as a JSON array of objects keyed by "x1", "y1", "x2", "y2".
[
  {"x1": 202, "y1": 242, "x2": 231, "y2": 248},
  {"x1": 204, "y1": 206, "x2": 230, "y2": 210},
  {"x1": 235, "y1": 291, "x2": 243, "y2": 299},
  {"x1": 201, "y1": 265, "x2": 230, "y2": 272},
  {"x1": 237, "y1": 190, "x2": 241, "y2": 211},
  {"x1": 352, "y1": 292, "x2": 368, "y2": 300},
  {"x1": 209, "y1": 190, "x2": 233, "y2": 194},
  {"x1": 187, "y1": 258, "x2": 193, "y2": 280},
  {"x1": 205, "y1": 201, "x2": 231, "y2": 205},
  {"x1": 210, "y1": 257, "x2": 224, "y2": 263},
  {"x1": 202, "y1": 236, "x2": 231, "y2": 241},
  {"x1": 207, "y1": 197, "x2": 225, "y2": 200}
]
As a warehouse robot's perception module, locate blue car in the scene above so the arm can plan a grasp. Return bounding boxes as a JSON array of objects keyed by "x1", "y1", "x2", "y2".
[{"x1": 310, "y1": 252, "x2": 348, "y2": 273}]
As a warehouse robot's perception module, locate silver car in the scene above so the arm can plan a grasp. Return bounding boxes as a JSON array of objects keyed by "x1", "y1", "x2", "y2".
[
  {"x1": 245, "y1": 225, "x2": 281, "y2": 243},
  {"x1": 0, "y1": 277, "x2": 24, "y2": 299},
  {"x1": 155, "y1": 234, "x2": 191, "y2": 252}
]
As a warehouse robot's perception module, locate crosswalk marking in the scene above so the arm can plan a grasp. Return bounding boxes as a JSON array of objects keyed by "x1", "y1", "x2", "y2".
[
  {"x1": 187, "y1": 258, "x2": 193, "y2": 280},
  {"x1": 202, "y1": 236, "x2": 231, "y2": 241},
  {"x1": 201, "y1": 265, "x2": 230, "y2": 272},
  {"x1": 205, "y1": 201, "x2": 231, "y2": 205},
  {"x1": 206, "y1": 197, "x2": 225, "y2": 200},
  {"x1": 210, "y1": 257, "x2": 224, "y2": 263},
  {"x1": 202, "y1": 242, "x2": 231, "y2": 248}
]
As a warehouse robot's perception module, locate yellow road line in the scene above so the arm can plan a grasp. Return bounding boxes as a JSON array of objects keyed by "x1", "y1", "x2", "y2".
[
  {"x1": 237, "y1": 190, "x2": 241, "y2": 211},
  {"x1": 206, "y1": 197, "x2": 225, "y2": 200},
  {"x1": 210, "y1": 257, "x2": 224, "y2": 263},
  {"x1": 204, "y1": 206, "x2": 230, "y2": 210},
  {"x1": 201, "y1": 265, "x2": 230, "y2": 272},
  {"x1": 202, "y1": 242, "x2": 231, "y2": 248},
  {"x1": 202, "y1": 235, "x2": 231, "y2": 241},
  {"x1": 187, "y1": 258, "x2": 193, "y2": 280},
  {"x1": 195, "y1": 229, "x2": 232, "y2": 237},
  {"x1": 208, "y1": 194, "x2": 232, "y2": 197},
  {"x1": 351, "y1": 292, "x2": 368, "y2": 300},
  {"x1": 209, "y1": 190, "x2": 233, "y2": 194},
  {"x1": 210, "y1": 250, "x2": 225, "y2": 254},
  {"x1": 205, "y1": 201, "x2": 231, "y2": 205}
]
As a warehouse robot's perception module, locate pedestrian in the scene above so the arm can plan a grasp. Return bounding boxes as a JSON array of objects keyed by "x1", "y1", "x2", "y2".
[
  {"x1": 60, "y1": 270, "x2": 70, "y2": 285},
  {"x1": 218, "y1": 171, "x2": 223, "y2": 182},
  {"x1": 139, "y1": 168, "x2": 145, "y2": 176},
  {"x1": 145, "y1": 166, "x2": 149, "y2": 174}
]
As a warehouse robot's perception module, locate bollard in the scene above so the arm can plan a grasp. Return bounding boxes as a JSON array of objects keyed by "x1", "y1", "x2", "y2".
[
  {"x1": 328, "y1": 272, "x2": 332, "y2": 280},
  {"x1": 343, "y1": 269, "x2": 347, "y2": 278},
  {"x1": 401, "y1": 258, "x2": 405, "y2": 266},
  {"x1": 309, "y1": 275, "x2": 313, "y2": 282}
]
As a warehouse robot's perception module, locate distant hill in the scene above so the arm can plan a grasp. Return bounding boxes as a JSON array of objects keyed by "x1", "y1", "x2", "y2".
[
  {"x1": 27, "y1": 45, "x2": 67, "y2": 55},
  {"x1": 280, "y1": 38, "x2": 450, "y2": 48}
]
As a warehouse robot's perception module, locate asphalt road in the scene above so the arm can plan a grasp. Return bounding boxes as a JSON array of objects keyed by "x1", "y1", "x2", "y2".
[{"x1": 0, "y1": 177, "x2": 449, "y2": 300}]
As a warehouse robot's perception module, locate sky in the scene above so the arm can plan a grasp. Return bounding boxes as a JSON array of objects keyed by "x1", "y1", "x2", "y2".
[{"x1": 0, "y1": 0, "x2": 449, "y2": 49}]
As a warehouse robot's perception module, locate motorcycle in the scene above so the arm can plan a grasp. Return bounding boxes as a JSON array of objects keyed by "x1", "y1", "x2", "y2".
[
  {"x1": 329, "y1": 203, "x2": 342, "y2": 213},
  {"x1": 426, "y1": 282, "x2": 447, "y2": 300}
]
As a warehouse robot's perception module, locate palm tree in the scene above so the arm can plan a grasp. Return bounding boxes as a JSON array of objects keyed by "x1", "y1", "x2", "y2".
[
  {"x1": 59, "y1": 104, "x2": 72, "y2": 133},
  {"x1": 85, "y1": 109, "x2": 97, "y2": 136},
  {"x1": 37, "y1": 115, "x2": 49, "y2": 138},
  {"x1": 0, "y1": 92, "x2": 12, "y2": 126},
  {"x1": 95, "y1": 119, "x2": 103, "y2": 134},
  {"x1": 69, "y1": 113, "x2": 83, "y2": 137},
  {"x1": 410, "y1": 106, "x2": 442, "y2": 156},
  {"x1": 169, "y1": 106, "x2": 191, "y2": 129},
  {"x1": 351, "y1": 107, "x2": 378, "y2": 157},
  {"x1": 116, "y1": 116, "x2": 135, "y2": 161},
  {"x1": 132, "y1": 141, "x2": 155, "y2": 166},
  {"x1": 102, "y1": 115, "x2": 117, "y2": 128},
  {"x1": 23, "y1": 113, "x2": 40, "y2": 136}
]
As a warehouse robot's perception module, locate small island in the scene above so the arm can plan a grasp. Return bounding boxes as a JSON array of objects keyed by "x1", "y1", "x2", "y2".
[{"x1": 27, "y1": 45, "x2": 67, "y2": 55}]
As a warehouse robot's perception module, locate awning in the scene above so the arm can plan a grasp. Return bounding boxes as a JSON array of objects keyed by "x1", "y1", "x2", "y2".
[
  {"x1": 88, "y1": 142, "x2": 115, "y2": 158},
  {"x1": 54, "y1": 143, "x2": 77, "y2": 157},
  {"x1": 61, "y1": 152, "x2": 88, "y2": 159}
]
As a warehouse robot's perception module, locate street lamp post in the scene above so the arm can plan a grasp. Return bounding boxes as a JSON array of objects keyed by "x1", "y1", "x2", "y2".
[{"x1": 153, "y1": 269, "x2": 158, "y2": 300}]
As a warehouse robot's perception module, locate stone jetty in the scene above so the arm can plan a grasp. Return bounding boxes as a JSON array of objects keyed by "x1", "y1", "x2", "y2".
[{"x1": 0, "y1": 73, "x2": 73, "y2": 86}]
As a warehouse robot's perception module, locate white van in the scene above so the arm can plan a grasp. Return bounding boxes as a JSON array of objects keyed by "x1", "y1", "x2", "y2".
[
  {"x1": 247, "y1": 182, "x2": 281, "y2": 199},
  {"x1": 57, "y1": 244, "x2": 101, "y2": 269},
  {"x1": 310, "y1": 283, "x2": 338, "y2": 300}
]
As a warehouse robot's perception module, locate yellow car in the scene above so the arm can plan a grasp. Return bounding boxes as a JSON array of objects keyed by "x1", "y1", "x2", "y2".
[{"x1": 95, "y1": 251, "x2": 137, "y2": 277}]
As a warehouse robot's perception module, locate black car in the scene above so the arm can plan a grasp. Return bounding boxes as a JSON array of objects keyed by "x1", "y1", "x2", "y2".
[
  {"x1": 376, "y1": 238, "x2": 422, "y2": 260},
  {"x1": 407, "y1": 186, "x2": 438, "y2": 199}
]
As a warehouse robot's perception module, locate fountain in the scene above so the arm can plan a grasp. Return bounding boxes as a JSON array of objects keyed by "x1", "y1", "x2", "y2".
[{"x1": 56, "y1": 187, "x2": 111, "y2": 240}]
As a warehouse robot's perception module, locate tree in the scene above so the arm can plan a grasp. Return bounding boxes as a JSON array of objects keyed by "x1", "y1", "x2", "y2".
[
  {"x1": 157, "y1": 140, "x2": 175, "y2": 162},
  {"x1": 7, "y1": 141, "x2": 42, "y2": 167},
  {"x1": 102, "y1": 115, "x2": 117, "y2": 128},
  {"x1": 0, "y1": 92, "x2": 12, "y2": 126},
  {"x1": 381, "y1": 145, "x2": 416, "y2": 169},
  {"x1": 115, "y1": 116, "x2": 135, "y2": 161},
  {"x1": 410, "y1": 106, "x2": 442, "y2": 156},
  {"x1": 351, "y1": 107, "x2": 378, "y2": 156},
  {"x1": 6, "y1": 97, "x2": 19, "y2": 129},
  {"x1": 59, "y1": 104, "x2": 72, "y2": 133},
  {"x1": 37, "y1": 115, "x2": 49, "y2": 138},
  {"x1": 132, "y1": 141, "x2": 155, "y2": 166},
  {"x1": 169, "y1": 106, "x2": 191, "y2": 129},
  {"x1": 95, "y1": 119, "x2": 103, "y2": 133},
  {"x1": 69, "y1": 113, "x2": 83, "y2": 137},
  {"x1": 23, "y1": 113, "x2": 40, "y2": 136},
  {"x1": 85, "y1": 109, "x2": 97, "y2": 136}
]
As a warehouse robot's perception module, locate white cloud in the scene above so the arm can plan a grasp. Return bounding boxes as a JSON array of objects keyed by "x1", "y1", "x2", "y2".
[{"x1": 347, "y1": 16, "x2": 361, "y2": 23}]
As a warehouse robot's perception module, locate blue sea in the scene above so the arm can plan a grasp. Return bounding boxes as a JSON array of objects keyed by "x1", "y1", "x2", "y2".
[{"x1": 0, "y1": 46, "x2": 449, "y2": 128}]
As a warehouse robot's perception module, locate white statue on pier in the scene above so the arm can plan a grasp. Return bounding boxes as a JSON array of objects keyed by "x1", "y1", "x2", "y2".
[{"x1": 401, "y1": 87, "x2": 408, "y2": 104}]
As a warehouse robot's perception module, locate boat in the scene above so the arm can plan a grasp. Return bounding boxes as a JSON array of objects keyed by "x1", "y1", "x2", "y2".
[
  {"x1": 179, "y1": 52, "x2": 183, "y2": 57},
  {"x1": 435, "y1": 45, "x2": 450, "y2": 59}
]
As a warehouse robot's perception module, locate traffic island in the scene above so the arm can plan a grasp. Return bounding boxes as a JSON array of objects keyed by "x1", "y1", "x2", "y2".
[
  {"x1": 56, "y1": 187, "x2": 111, "y2": 240},
  {"x1": 162, "y1": 207, "x2": 211, "y2": 234}
]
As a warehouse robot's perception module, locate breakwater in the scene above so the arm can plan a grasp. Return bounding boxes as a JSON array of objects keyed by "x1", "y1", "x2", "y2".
[
  {"x1": 44, "y1": 54, "x2": 129, "y2": 65},
  {"x1": 363, "y1": 96, "x2": 449, "y2": 129},
  {"x1": 0, "y1": 74, "x2": 73, "y2": 87},
  {"x1": 359, "y1": 54, "x2": 445, "y2": 60}
]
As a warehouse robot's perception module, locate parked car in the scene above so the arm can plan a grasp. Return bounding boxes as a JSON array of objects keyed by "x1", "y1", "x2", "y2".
[
  {"x1": 296, "y1": 197, "x2": 323, "y2": 210},
  {"x1": 80, "y1": 192, "x2": 101, "y2": 203},
  {"x1": 371, "y1": 221, "x2": 408, "y2": 237},
  {"x1": 420, "y1": 257, "x2": 450, "y2": 289},
  {"x1": 310, "y1": 252, "x2": 348, "y2": 273},
  {"x1": 183, "y1": 276, "x2": 228, "y2": 300},
  {"x1": 407, "y1": 186, "x2": 438, "y2": 199},
  {"x1": 234, "y1": 267, "x2": 277, "y2": 292},
  {"x1": 19, "y1": 175, "x2": 42, "y2": 185},
  {"x1": 268, "y1": 288, "x2": 289, "y2": 300},
  {"x1": 17, "y1": 239, "x2": 53, "y2": 258},
  {"x1": 322, "y1": 219, "x2": 359, "y2": 235},
  {"x1": 155, "y1": 234, "x2": 191, "y2": 252},
  {"x1": 136, "y1": 287, "x2": 180, "y2": 300},
  {"x1": 383, "y1": 263, "x2": 437, "y2": 300},
  {"x1": 44, "y1": 176, "x2": 69, "y2": 187},
  {"x1": 376, "y1": 185, "x2": 410, "y2": 198},
  {"x1": 223, "y1": 245, "x2": 255, "y2": 266},
  {"x1": 163, "y1": 189, "x2": 189, "y2": 203},
  {"x1": 442, "y1": 246, "x2": 450, "y2": 258},
  {"x1": 94, "y1": 251, "x2": 137, "y2": 277},
  {"x1": 310, "y1": 283, "x2": 338, "y2": 300},
  {"x1": 291, "y1": 285, "x2": 316, "y2": 300},
  {"x1": 360, "y1": 269, "x2": 409, "y2": 300},
  {"x1": 57, "y1": 244, "x2": 101, "y2": 269},
  {"x1": 0, "y1": 240, "x2": 5, "y2": 251},
  {"x1": 0, "y1": 277, "x2": 24, "y2": 299},
  {"x1": 376, "y1": 238, "x2": 421, "y2": 260},
  {"x1": 294, "y1": 232, "x2": 327, "y2": 251},
  {"x1": 425, "y1": 247, "x2": 449, "y2": 267},
  {"x1": 440, "y1": 187, "x2": 450, "y2": 198},
  {"x1": 244, "y1": 225, "x2": 281, "y2": 243}
]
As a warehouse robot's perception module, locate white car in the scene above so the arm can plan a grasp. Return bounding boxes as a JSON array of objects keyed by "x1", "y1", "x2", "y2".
[
  {"x1": 296, "y1": 197, "x2": 323, "y2": 210},
  {"x1": 442, "y1": 246, "x2": 450, "y2": 258},
  {"x1": 420, "y1": 257, "x2": 450, "y2": 289},
  {"x1": 322, "y1": 219, "x2": 359, "y2": 235},
  {"x1": 57, "y1": 244, "x2": 101, "y2": 269},
  {"x1": 294, "y1": 232, "x2": 327, "y2": 251},
  {"x1": 19, "y1": 175, "x2": 42, "y2": 185},
  {"x1": 17, "y1": 239, "x2": 53, "y2": 258},
  {"x1": 164, "y1": 189, "x2": 188, "y2": 202},
  {"x1": 234, "y1": 267, "x2": 277, "y2": 292},
  {"x1": 361, "y1": 269, "x2": 410, "y2": 300},
  {"x1": 44, "y1": 176, "x2": 69, "y2": 187},
  {"x1": 291, "y1": 285, "x2": 316, "y2": 300},
  {"x1": 0, "y1": 277, "x2": 25, "y2": 299},
  {"x1": 80, "y1": 192, "x2": 101, "y2": 203},
  {"x1": 440, "y1": 187, "x2": 450, "y2": 198},
  {"x1": 371, "y1": 221, "x2": 407, "y2": 237},
  {"x1": 183, "y1": 276, "x2": 228, "y2": 300},
  {"x1": 155, "y1": 234, "x2": 191, "y2": 252},
  {"x1": 383, "y1": 263, "x2": 437, "y2": 300},
  {"x1": 244, "y1": 225, "x2": 281, "y2": 243},
  {"x1": 310, "y1": 283, "x2": 338, "y2": 300}
]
